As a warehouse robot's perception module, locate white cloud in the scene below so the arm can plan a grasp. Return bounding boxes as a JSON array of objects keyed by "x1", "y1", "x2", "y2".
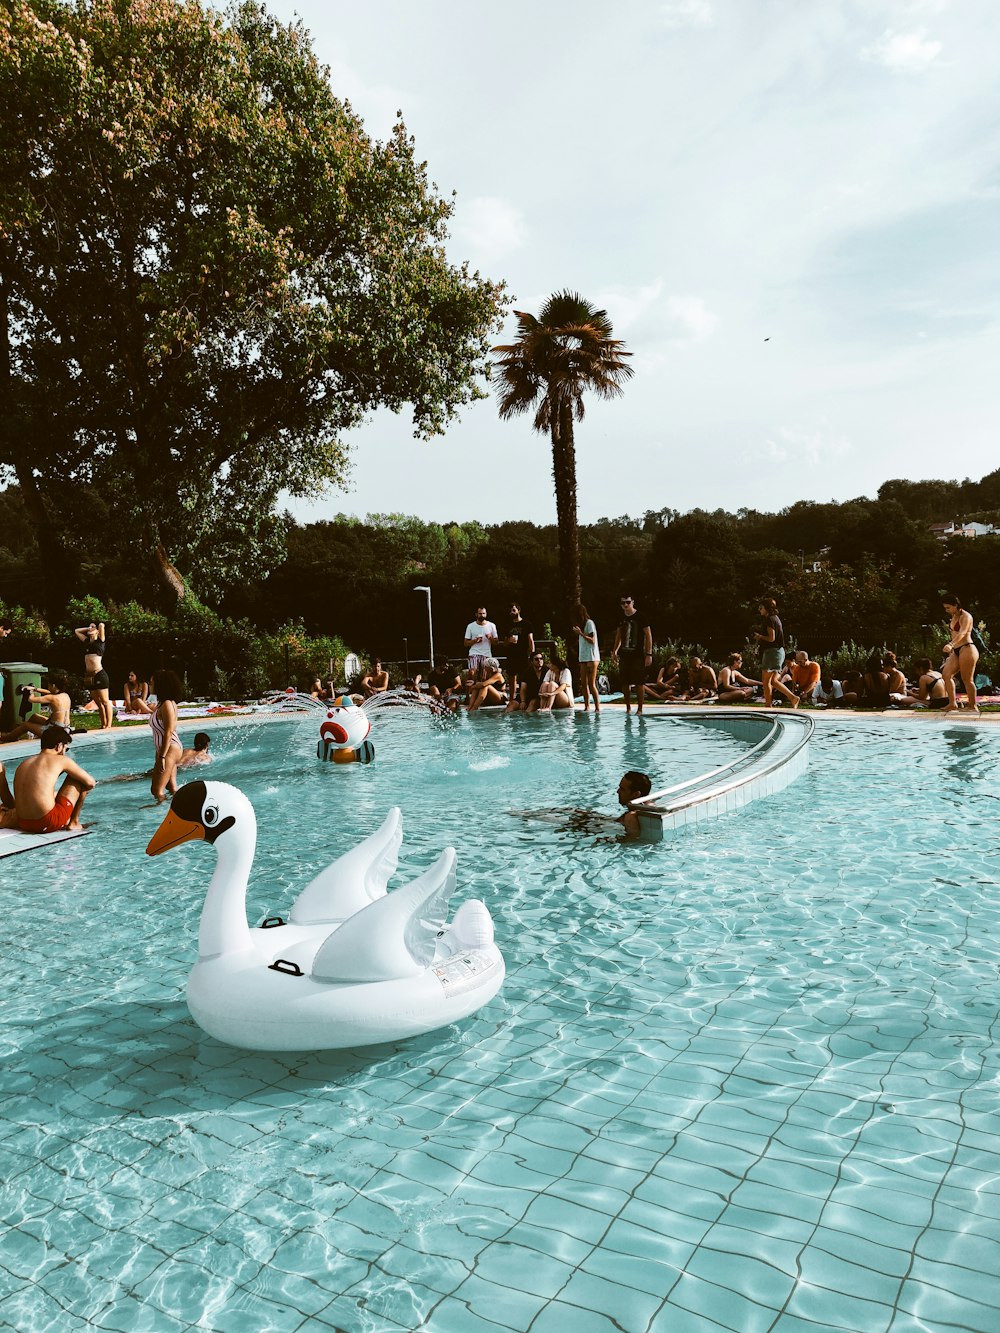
[
  {"x1": 324, "y1": 57, "x2": 410, "y2": 138},
  {"x1": 659, "y1": 0, "x2": 713, "y2": 28},
  {"x1": 860, "y1": 28, "x2": 943, "y2": 74},
  {"x1": 451, "y1": 196, "x2": 526, "y2": 263},
  {"x1": 665, "y1": 294, "x2": 718, "y2": 343},
  {"x1": 599, "y1": 282, "x2": 718, "y2": 348},
  {"x1": 761, "y1": 425, "x2": 852, "y2": 467}
]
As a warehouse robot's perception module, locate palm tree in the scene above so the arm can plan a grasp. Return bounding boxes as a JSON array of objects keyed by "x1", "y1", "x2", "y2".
[{"x1": 492, "y1": 291, "x2": 633, "y2": 619}]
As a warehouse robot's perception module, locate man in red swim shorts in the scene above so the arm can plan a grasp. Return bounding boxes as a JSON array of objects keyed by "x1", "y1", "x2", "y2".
[{"x1": 0, "y1": 725, "x2": 95, "y2": 834}]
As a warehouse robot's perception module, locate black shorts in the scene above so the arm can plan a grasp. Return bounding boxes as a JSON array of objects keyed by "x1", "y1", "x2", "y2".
[
  {"x1": 91, "y1": 669, "x2": 110, "y2": 691},
  {"x1": 619, "y1": 652, "x2": 644, "y2": 686}
]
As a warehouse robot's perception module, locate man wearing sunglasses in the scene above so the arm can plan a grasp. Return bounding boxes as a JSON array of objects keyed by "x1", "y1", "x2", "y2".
[
  {"x1": 513, "y1": 652, "x2": 548, "y2": 713},
  {"x1": 611, "y1": 594, "x2": 652, "y2": 715}
]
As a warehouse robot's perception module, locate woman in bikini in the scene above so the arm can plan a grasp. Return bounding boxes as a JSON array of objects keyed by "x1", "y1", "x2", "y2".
[
  {"x1": 941, "y1": 594, "x2": 979, "y2": 715},
  {"x1": 74, "y1": 621, "x2": 114, "y2": 730},
  {"x1": 910, "y1": 658, "x2": 948, "y2": 709}
]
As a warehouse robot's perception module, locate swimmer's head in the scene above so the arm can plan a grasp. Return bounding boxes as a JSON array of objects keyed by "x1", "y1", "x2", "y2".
[
  {"x1": 618, "y1": 771, "x2": 651, "y2": 807},
  {"x1": 193, "y1": 732, "x2": 210, "y2": 752}
]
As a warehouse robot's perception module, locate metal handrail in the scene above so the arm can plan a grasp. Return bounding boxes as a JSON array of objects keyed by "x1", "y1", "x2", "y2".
[{"x1": 632, "y1": 710, "x2": 814, "y2": 816}]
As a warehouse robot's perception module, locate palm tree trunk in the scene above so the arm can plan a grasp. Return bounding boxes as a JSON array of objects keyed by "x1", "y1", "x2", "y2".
[{"x1": 550, "y1": 400, "x2": 582, "y2": 624}]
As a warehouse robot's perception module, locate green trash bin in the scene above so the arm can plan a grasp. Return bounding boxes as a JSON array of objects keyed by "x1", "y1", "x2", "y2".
[{"x1": 0, "y1": 662, "x2": 46, "y2": 732}]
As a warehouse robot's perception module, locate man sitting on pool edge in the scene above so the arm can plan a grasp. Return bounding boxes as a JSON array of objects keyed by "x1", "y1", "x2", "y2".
[
  {"x1": 617, "y1": 770, "x2": 652, "y2": 837},
  {"x1": 0, "y1": 725, "x2": 95, "y2": 832}
]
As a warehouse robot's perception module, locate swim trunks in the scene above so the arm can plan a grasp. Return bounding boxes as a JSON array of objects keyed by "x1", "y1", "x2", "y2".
[
  {"x1": 17, "y1": 795, "x2": 74, "y2": 834},
  {"x1": 91, "y1": 669, "x2": 110, "y2": 690}
]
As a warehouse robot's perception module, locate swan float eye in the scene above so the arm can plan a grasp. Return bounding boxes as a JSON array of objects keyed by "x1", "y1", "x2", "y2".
[{"x1": 203, "y1": 803, "x2": 220, "y2": 827}]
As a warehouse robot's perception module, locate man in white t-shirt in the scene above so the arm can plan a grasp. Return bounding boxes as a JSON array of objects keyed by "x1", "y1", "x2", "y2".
[{"x1": 464, "y1": 606, "x2": 498, "y2": 667}]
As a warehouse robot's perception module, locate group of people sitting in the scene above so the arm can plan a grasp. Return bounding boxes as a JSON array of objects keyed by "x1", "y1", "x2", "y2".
[
  {"x1": 641, "y1": 648, "x2": 982, "y2": 711},
  {"x1": 346, "y1": 653, "x2": 579, "y2": 714}
]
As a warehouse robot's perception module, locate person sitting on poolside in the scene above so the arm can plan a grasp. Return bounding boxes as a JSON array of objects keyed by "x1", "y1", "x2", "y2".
[
  {"x1": 0, "y1": 725, "x2": 95, "y2": 833},
  {"x1": 123, "y1": 671, "x2": 149, "y2": 713},
  {"x1": 716, "y1": 653, "x2": 760, "y2": 704},
  {"x1": 814, "y1": 673, "x2": 845, "y2": 707},
  {"x1": 644, "y1": 657, "x2": 682, "y2": 701},
  {"x1": 427, "y1": 658, "x2": 461, "y2": 702},
  {"x1": 617, "y1": 770, "x2": 652, "y2": 837},
  {"x1": 537, "y1": 653, "x2": 574, "y2": 711},
  {"x1": 467, "y1": 657, "x2": 507, "y2": 712},
  {"x1": 518, "y1": 652, "x2": 547, "y2": 713},
  {"x1": 684, "y1": 657, "x2": 718, "y2": 700},
  {"x1": 790, "y1": 651, "x2": 821, "y2": 704},
  {"x1": 909, "y1": 658, "x2": 948, "y2": 709},
  {"x1": 359, "y1": 658, "x2": 389, "y2": 697},
  {"x1": 0, "y1": 676, "x2": 77, "y2": 743},
  {"x1": 881, "y1": 652, "x2": 909, "y2": 705},
  {"x1": 179, "y1": 732, "x2": 212, "y2": 768}
]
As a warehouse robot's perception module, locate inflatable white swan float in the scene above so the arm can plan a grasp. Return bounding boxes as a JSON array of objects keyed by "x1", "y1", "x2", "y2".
[{"x1": 146, "y1": 781, "x2": 504, "y2": 1051}]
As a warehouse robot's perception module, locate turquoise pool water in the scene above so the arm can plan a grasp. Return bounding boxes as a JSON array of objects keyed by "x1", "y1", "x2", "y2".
[{"x1": 2, "y1": 712, "x2": 999, "y2": 1331}]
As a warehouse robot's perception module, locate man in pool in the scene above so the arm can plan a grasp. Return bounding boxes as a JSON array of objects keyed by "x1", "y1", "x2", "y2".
[
  {"x1": 178, "y1": 732, "x2": 212, "y2": 768},
  {"x1": 617, "y1": 770, "x2": 652, "y2": 837},
  {"x1": 0, "y1": 725, "x2": 95, "y2": 832}
]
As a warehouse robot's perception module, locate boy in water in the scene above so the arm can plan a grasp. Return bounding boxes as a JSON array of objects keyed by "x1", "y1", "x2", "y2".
[
  {"x1": 178, "y1": 732, "x2": 212, "y2": 769},
  {"x1": 617, "y1": 771, "x2": 652, "y2": 836}
]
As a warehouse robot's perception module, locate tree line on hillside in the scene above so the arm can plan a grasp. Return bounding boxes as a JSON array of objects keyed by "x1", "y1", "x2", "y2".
[{"x1": 2, "y1": 472, "x2": 1000, "y2": 687}]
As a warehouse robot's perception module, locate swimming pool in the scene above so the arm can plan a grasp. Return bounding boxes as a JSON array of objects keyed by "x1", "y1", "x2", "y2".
[{"x1": 2, "y1": 713, "x2": 999, "y2": 1331}]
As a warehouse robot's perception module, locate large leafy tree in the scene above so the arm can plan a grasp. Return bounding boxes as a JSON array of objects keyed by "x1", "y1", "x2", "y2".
[
  {"x1": 0, "y1": 0, "x2": 504, "y2": 607},
  {"x1": 491, "y1": 291, "x2": 632, "y2": 622}
]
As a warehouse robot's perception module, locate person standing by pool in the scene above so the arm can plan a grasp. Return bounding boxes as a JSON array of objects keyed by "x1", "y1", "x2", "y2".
[
  {"x1": 573, "y1": 603, "x2": 600, "y2": 712},
  {"x1": 942, "y1": 593, "x2": 979, "y2": 715},
  {"x1": 754, "y1": 599, "x2": 798, "y2": 708},
  {"x1": 464, "y1": 606, "x2": 498, "y2": 668},
  {"x1": 74, "y1": 621, "x2": 114, "y2": 730},
  {"x1": 0, "y1": 726, "x2": 94, "y2": 832},
  {"x1": 611, "y1": 594, "x2": 652, "y2": 715},
  {"x1": 503, "y1": 604, "x2": 534, "y2": 703}
]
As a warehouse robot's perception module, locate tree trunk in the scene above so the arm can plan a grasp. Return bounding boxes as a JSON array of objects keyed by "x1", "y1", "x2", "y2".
[
  {"x1": 550, "y1": 400, "x2": 582, "y2": 651},
  {"x1": 150, "y1": 534, "x2": 187, "y2": 605}
]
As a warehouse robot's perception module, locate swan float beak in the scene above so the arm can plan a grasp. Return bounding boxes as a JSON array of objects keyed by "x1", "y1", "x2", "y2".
[{"x1": 147, "y1": 809, "x2": 205, "y2": 856}]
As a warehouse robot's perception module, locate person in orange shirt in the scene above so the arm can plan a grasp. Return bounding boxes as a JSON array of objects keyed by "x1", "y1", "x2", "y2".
[{"x1": 790, "y1": 650, "x2": 821, "y2": 703}]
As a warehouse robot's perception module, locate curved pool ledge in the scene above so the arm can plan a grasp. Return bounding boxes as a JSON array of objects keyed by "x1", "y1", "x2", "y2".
[{"x1": 630, "y1": 707, "x2": 815, "y2": 841}]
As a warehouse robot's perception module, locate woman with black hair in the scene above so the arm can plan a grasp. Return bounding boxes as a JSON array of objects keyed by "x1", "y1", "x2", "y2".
[
  {"x1": 135, "y1": 669, "x2": 185, "y2": 801},
  {"x1": 941, "y1": 593, "x2": 979, "y2": 715}
]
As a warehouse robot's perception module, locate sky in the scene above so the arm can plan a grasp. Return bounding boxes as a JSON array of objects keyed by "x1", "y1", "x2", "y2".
[{"x1": 268, "y1": 0, "x2": 1000, "y2": 527}]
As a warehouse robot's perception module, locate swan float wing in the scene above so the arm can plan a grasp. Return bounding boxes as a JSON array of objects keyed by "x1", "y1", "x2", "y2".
[
  {"x1": 311, "y1": 848, "x2": 456, "y2": 983},
  {"x1": 289, "y1": 807, "x2": 402, "y2": 926}
]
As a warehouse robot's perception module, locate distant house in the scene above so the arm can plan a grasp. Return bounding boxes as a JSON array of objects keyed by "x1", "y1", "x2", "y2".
[{"x1": 929, "y1": 520, "x2": 997, "y2": 541}]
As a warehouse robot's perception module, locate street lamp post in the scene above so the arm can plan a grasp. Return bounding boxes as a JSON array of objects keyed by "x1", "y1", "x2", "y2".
[{"x1": 413, "y1": 586, "x2": 434, "y2": 671}]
